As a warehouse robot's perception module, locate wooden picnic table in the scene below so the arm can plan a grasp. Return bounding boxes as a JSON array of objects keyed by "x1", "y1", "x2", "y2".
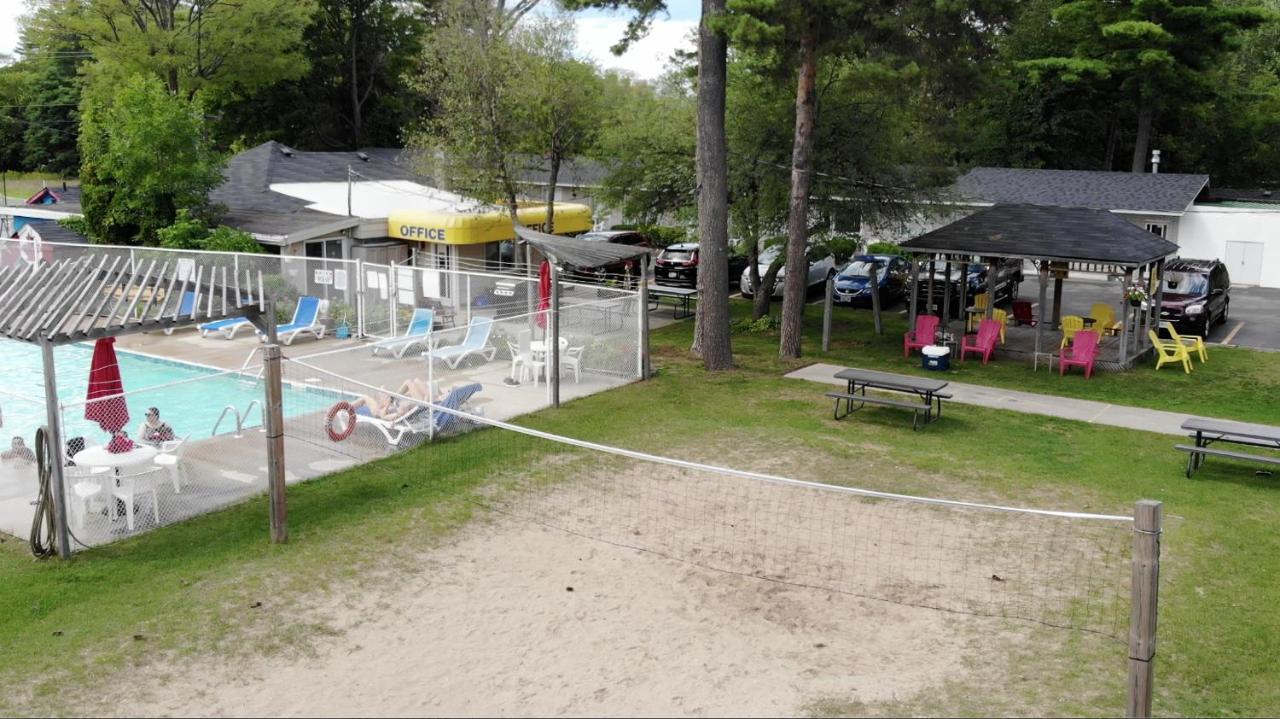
[
  {"x1": 648, "y1": 285, "x2": 697, "y2": 320},
  {"x1": 828, "y1": 368, "x2": 951, "y2": 430},
  {"x1": 1177, "y1": 417, "x2": 1280, "y2": 477}
]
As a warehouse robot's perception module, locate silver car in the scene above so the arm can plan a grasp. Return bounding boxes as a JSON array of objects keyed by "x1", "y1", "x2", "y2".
[{"x1": 739, "y1": 244, "x2": 837, "y2": 298}]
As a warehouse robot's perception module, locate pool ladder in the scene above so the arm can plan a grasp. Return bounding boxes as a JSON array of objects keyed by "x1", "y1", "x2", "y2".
[{"x1": 212, "y1": 400, "x2": 265, "y2": 438}]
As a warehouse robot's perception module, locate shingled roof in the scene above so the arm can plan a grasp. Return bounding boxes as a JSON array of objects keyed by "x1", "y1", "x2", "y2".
[
  {"x1": 900, "y1": 204, "x2": 1180, "y2": 266},
  {"x1": 952, "y1": 167, "x2": 1209, "y2": 214}
]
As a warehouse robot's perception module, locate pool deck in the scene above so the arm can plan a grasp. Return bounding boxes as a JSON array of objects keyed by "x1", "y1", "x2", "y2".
[{"x1": 1, "y1": 305, "x2": 683, "y2": 547}]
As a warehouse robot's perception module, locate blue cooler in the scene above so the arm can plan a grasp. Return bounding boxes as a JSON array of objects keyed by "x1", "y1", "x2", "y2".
[{"x1": 922, "y1": 345, "x2": 950, "y2": 371}]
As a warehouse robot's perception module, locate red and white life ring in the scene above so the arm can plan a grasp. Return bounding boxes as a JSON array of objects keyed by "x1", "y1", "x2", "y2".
[{"x1": 325, "y1": 402, "x2": 357, "y2": 442}]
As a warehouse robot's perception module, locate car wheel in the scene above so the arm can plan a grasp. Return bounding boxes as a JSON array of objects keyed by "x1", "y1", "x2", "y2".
[
  {"x1": 1201, "y1": 315, "x2": 1212, "y2": 339},
  {"x1": 1221, "y1": 302, "x2": 1229, "y2": 325}
]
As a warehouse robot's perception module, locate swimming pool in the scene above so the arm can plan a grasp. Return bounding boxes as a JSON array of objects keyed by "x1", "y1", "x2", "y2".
[{"x1": 0, "y1": 338, "x2": 327, "y2": 448}]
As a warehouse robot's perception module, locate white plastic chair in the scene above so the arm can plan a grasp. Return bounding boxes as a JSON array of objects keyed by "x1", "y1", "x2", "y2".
[
  {"x1": 112, "y1": 466, "x2": 164, "y2": 531},
  {"x1": 67, "y1": 465, "x2": 111, "y2": 529},
  {"x1": 560, "y1": 345, "x2": 585, "y2": 384},
  {"x1": 153, "y1": 434, "x2": 191, "y2": 493}
]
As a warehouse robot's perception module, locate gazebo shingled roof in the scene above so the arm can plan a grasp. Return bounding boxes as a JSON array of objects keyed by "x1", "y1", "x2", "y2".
[{"x1": 900, "y1": 204, "x2": 1179, "y2": 267}]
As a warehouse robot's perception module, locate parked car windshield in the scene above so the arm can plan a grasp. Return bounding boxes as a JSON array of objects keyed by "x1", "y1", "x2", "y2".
[
  {"x1": 662, "y1": 249, "x2": 695, "y2": 262},
  {"x1": 1163, "y1": 272, "x2": 1208, "y2": 295},
  {"x1": 578, "y1": 232, "x2": 618, "y2": 242},
  {"x1": 759, "y1": 246, "x2": 783, "y2": 264},
  {"x1": 838, "y1": 260, "x2": 884, "y2": 278}
]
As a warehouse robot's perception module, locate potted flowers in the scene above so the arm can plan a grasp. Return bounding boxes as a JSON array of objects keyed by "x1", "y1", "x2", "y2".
[{"x1": 1125, "y1": 284, "x2": 1149, "y2": 308}]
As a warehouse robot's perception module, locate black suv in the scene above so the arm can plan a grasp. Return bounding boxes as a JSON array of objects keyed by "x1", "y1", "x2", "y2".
[
  {"x1": 565, "y1": 230, "x2": 651, "y2": 283},
  {"x1": 1159, "y1": 258, "x2": 1231, "y2": 338},
  {"x1": 654, "y1": 242, "x2": 750, "y2": 288}
]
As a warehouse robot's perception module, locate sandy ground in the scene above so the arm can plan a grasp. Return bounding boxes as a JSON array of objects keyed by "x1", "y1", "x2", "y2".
[{"x1": 127, "y1": 519, "x2": 985, "y2": 718}]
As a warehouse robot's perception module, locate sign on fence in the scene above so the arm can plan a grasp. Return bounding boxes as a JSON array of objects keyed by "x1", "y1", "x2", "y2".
[{"x1": 313, "y1": 269, "x2": 334, "y2": 286}]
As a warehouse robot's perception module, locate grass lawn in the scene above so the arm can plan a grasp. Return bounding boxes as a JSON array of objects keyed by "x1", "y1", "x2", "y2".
[
  {"x1": 1, "y1": 172, "x2": 77, "y2": 205},
  {"x1": 710, "y1": 298, "x2": 1280, "y2": 425},
  {"x1": 1, "y1": 303, "x2": 1278, "y2": 715}
]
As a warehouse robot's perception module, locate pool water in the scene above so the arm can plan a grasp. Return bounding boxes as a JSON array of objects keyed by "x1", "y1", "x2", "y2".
[{"x1": 0, "y1": 338, "x2": 323, "y2": 449}]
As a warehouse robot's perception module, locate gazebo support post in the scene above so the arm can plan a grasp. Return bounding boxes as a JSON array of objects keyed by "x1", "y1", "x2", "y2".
[
  {"x1": 1052, "y1": 272, "x2": 1064, "y2": 330},
  {"x1": 957, "y1": 255, "x2": 968, "y2": 333},
  {"x1": 907, "y1": 256, "x2": 920, "y2": 329},
  {"x1": 1119, "y1": 267, "x2": 1133, "y2": 368},
  {"x1": 1152, "y1": 258, "x2": 1166, "y2": 351},
  {"x1": 941, "y1": 258, "x2": 952, "y2": 336},
  {"x1": 985, "y1": 258, "x2": 996, "y2": 320},
  {"x1": 39, "y1": 339, "x2": 71, "y2": 559},
  {"x1": 1035, "y1": 262, "x2": 1049, "y2": 360},
  {"x1": 926, "y1": 258, "x2": 936, "y2": 316},
  {"x1": 550, "y1": 262, "x2": 561, "y2": 407}
]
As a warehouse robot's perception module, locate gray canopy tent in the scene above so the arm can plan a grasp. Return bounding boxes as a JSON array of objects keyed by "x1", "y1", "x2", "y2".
[
  {"x1": 0, "y1": 254, "x2": 268, "y2": 558},
  {"x1": 899, "y1": 204, "x2": 1180, "y2": 369},
  {"x1": 514, "y1": 225, "x2": 653, "y2": 405}
]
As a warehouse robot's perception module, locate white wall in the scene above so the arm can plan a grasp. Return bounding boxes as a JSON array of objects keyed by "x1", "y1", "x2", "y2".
[{"x1": 1179, "y1": 204, "x2": 1280, "y2": 288}]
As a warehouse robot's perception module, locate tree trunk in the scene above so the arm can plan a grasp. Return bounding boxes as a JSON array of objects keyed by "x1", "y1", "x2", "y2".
[
  {"x1": 779, "y1": 18, "x2": 819, "y2": 359},
  {"x1": 350, "y1": 6, "x2": 363, "y2": 149},
  {"x1": 691, "y1": 0, "x2": 733, "y2": 370},
  {"x1": 1104, "y1": 122, "x2": 1118, "y2": 171},
  {"x1": 1130, "y1": 104, "x2": 1154, "y2": 173},
  {"x1": 545, "y1": 152, "x2": 560, "y2": 234},
  {"x1": 753, "y1": 256, "x2": 784, "y2": 320}
]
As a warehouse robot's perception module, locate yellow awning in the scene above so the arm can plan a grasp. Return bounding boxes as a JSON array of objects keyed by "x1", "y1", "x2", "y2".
[{"x1": 388, "y1": 203, "x2": 594, "y2": 245}]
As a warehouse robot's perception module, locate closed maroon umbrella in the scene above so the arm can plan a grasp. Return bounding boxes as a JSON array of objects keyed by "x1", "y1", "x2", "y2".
[
  {"x1": 535, "y1": 260, "x2": 552, "y2": 330},
  {"x1": 85, "y1": 337, "x2": 129, "y2": 434}
]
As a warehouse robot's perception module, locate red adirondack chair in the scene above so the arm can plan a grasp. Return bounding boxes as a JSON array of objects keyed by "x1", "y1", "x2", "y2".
[
  {"x1": 960, "y1": 319, "x2": 1000, "y2": 365},
  {"x1": 1059, "y1": 329, "x2": 1100, "y2": 378},
  {"x1": 903, "y1": 314, "x2": 941, "y2": 358},
  {"x1": 1011, "y1": 300, "x2": 1037, "y2": 326}
]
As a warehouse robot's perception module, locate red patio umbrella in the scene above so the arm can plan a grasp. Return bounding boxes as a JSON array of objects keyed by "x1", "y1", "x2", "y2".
[
  {"x1": 85, "y1": 337, "x2": 129, "y2": 434},
  {"x1": 535, "y1": 260, "x2": 552, "y2": 330}
]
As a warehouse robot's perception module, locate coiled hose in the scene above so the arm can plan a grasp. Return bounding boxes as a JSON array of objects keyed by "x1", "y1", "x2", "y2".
[{"x1": 29, "y1": 426, "x2": 57, "y2": 559}]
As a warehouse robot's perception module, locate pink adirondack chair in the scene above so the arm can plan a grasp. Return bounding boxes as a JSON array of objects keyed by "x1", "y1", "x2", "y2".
[
  {"x1": 1060, "y1": 329, "x2": 1100, "y2": 379},
  {"x1": 960, "y1": 319, "x2": 1000, "y2": 365},
  {"x1": 903, "y1": 314, "x2": 940, "y2": 359}
]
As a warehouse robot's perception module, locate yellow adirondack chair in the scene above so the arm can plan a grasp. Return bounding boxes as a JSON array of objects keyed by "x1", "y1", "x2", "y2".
[
  {"x1": 966, "y1": 293, "x2": 991, "y2": 332},
  {"x1": 1161, "y1": 321, "x2": 1207, "y2": 363},
  {"x1": 1060, "y1": 315, "x2": 1085, "y2": 349},
  {"x1": 992, "y1": 307, "x2": 1008, "y2": 344},
  {"x1": 1149, "y1": 330, "x2": 1192, "y2": 373},
  {"x1": 1089, "y1": 303, "x2": 1123, "y2": 336}
]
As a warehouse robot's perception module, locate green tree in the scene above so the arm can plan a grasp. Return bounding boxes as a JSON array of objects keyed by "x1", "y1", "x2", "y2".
[
  {"x1": 21, "y1": 35, "x2": 84, "y2": 176},
  {"x1": 79, "y1": 76, "x2": 224, "y2": 245},
  {"x1": 1023, "y1": 0, "x2": 1270, "y2": 172},
  {"x1": 158, "y1": 210, "x2": 261, "y2": 252},
  {"x1": 0, "y1": 61, "x2": 35, "y2": 174},
  {"x1": 29, "y1": 0, "x2": 314, "y2": 101}
]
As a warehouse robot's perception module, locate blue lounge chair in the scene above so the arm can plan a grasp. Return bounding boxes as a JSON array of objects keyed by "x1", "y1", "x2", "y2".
[
  {"x1": 356, "y1": 383, "x2": 483, "y2": 445},
  {"x1": 371, "y1": 308, "x2": 435, "y2": 359},
  {"x1": 423, "y1": 316, "x2": 496, "y2": 369},
  {"x1": 163, "y1": 291, "x2": 197, "y2": 336},
  {"x1": 199, "y1": 315, "x2": 254, "y2": 339},
  {"x1": 258, "y1": 296, "x2": 325, "y2": 346}
]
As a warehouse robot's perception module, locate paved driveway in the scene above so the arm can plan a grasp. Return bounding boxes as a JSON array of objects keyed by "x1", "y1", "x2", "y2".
[{"x1": 1020, "y1": 277, "x2": 1280, "y2": 350}]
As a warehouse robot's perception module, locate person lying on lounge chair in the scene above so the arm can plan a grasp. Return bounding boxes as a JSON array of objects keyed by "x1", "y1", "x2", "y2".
[{"x1": 350, "y1": 379, "x2": 434, "y2": 422}]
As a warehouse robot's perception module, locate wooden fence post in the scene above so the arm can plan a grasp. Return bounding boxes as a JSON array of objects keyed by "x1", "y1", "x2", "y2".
[
  {"x1": 1126, "y1": 499, "x2": 1162, "y2": 718},
  {"x1": 261, "y1": 304, "x2": 288, "y2": 545}
]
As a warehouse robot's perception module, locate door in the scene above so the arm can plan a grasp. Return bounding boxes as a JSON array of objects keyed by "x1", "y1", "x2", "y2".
[{"x1": 1224, "y1": 241, "x2": 1264, "y2": 286}]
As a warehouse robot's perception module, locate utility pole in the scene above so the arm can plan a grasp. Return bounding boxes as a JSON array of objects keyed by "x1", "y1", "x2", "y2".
[{"x1": 347, "y1": 165, "x2": 354, "y2": 217}]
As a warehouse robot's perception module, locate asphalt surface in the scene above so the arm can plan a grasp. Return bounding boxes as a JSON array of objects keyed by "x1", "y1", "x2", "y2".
[{"x1": 1021, "y1": 276, "x2": 1280, "y2": 350}]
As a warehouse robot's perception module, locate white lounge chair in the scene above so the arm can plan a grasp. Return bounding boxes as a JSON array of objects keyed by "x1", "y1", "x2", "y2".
[
  {"x1": 372, "y1": 308, "x2": 434, "y2": 359},
  {"x1": 355, "y1": 383, "x2": 483, "y2": 445},
  {"x1": 423, "y1": 317, "x2": 496, "y2": 369},
  {"x1": 258, "y1": 296, "x2": 325, "y2": 345}
]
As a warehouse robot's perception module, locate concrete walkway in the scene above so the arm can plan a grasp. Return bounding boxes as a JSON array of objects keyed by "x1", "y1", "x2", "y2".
[{"x1": 786, "y1": 363, "x2": 1194, "y2": 435}]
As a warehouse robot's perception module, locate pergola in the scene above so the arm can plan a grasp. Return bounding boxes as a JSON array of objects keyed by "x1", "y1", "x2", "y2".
[
  {"x1": 899, "y1": 204, "x2": 1180, "y2": 369},
  {"x1": 514, "y1": 224, "x2": 653, "y2": 406},
  {"x1": 0, "y1": 254, "x2": 267, "y2": 558}
]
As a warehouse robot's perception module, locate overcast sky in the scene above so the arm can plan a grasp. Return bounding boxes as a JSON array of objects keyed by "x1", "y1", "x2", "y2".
[{"x1": 0, "y1": 0, "x2": 700, "y2": 81}]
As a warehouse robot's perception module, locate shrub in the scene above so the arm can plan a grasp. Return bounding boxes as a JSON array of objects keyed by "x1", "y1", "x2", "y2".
[{"x1": 866, "y1": 241, "x2": 904, "y2": 256}]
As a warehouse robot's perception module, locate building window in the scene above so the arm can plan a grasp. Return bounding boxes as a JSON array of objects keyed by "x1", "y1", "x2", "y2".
[{"x1": 1144, "y1": 222, "x2": 1168, "y2": 238}]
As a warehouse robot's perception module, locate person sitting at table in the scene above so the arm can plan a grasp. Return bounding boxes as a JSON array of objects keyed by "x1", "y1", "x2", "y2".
[
  {"x1": 1, "y1": 436, "x2": 35, "y2": 464},
  {"x1": 107, "y1": 430, "x2": 137, "y2": 454},
  {"x1": 138, "y1": 407, "x2": 176, "y2": 447}
]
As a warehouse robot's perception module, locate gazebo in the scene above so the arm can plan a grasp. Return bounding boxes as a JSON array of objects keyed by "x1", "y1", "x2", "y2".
[
  {"x1": 0, "y1": 254, "x2": 267, "y2": 558},
  {"x1": 899, "y1": 204, "x2": 1180, "y2": 369}
]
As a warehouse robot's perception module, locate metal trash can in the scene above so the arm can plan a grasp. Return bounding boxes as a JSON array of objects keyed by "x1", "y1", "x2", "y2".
[{"x1": 922, "y1": 345, "x2": 950, "y2": 371}]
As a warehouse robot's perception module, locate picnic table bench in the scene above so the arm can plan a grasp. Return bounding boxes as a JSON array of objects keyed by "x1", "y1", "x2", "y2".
[
  {"x1": 1176, "y1": 417, "x2": 1280, "y2": 478},
  {"x1": 648, "y1": 285, "x2": 697, "y2": 320},
  {"x1": 827, "y1": 368, "x2": 951, "y2": 431}
]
